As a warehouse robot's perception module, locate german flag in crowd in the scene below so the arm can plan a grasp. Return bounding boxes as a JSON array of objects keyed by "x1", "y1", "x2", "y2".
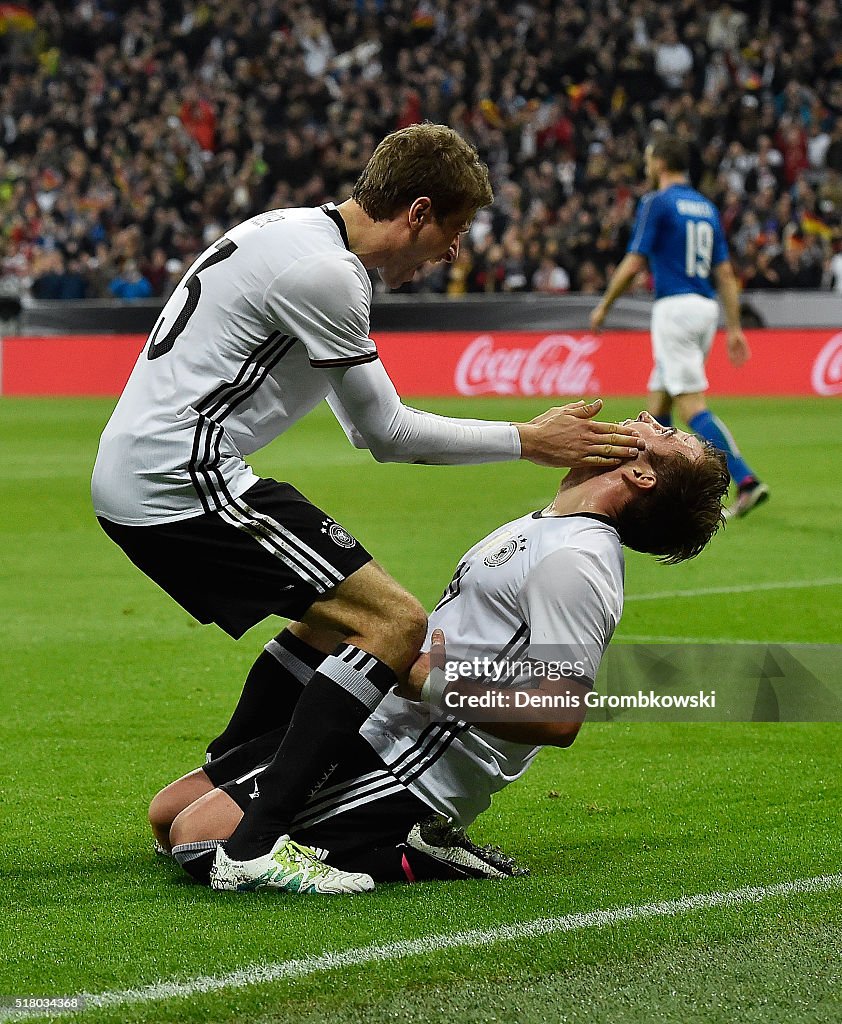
[
  {"x1": 0, "y1": 4, "x2": 36, "y2": 32},
  {"x1": 801, "y1": 212, "x2": 834, "y2": 240}
]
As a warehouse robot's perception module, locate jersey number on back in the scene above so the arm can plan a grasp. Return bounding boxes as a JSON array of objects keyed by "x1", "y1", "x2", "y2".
[
  {"x1": 685, "y1": 220, "x2": 714, "y2": 279},
  {"x1": 147, "y1": 239, "x2": 238, "y2": 360}
]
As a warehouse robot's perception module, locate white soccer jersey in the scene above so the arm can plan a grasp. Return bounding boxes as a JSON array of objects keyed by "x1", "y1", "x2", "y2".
[
  {"x1": 92, "y1": 205, "x2": 375, "y2": 525},
  {"x1": 358, "y1": 512, "x2": 625, "y2": 827},
  {"x1": 93, "y1": 203, "x2": 520, "y2": 525}
]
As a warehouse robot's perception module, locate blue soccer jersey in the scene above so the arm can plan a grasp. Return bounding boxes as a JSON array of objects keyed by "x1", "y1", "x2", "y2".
[{"x1": 627, "y1": 184, "x2": 729, "y2": 300}]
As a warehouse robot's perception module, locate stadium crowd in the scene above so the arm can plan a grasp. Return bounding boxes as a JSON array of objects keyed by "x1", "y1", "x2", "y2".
[{"x1": 2, "y1": 0, "x2": 842, "y2": 301}]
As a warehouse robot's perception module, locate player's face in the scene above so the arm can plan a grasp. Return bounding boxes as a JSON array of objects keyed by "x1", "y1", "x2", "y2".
[
  {"x1": 378, "y1": 207, "x2": 470, "y2": 288},
  {"x1": 621, "y1": 411, "x2": 705, "y2": 461}
]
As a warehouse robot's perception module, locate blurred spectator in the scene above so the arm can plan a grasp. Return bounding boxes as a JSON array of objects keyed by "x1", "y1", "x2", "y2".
[
  {"x1": 1, "y1": 0, "x2": 840, "y2": 302},
  {"x1": 108, "y1": 260, "x2": 153, "y2": 299},
  {"x1": 532, "y1": 258, "x2": 571, "y2": 294},
  {"x1": 179, "y1": 87, "x2": 217, "y2": 153},
  {"x1": 826, "y1": 242, "x2": 842, "y2": 293},
  {"x1": 30, "y1": 250, "x2": 87, "y2": 299},
  {"x1": 707, "y1": 4, "x2": 747, "y2": 52},
  {"x1": 654, "y1": 24, "x2": 694, "y2": 92}
]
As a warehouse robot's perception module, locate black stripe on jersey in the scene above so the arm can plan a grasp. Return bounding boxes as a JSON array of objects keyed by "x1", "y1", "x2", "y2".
[
  {"x1": 498, "y1": 623, "x2": 529, "y2": 660},
  {"x1": 196, "y1": 332, "x2": 291, "y2": 418},
  {"x1": 386, "y1": 722, "x2": 440, "y2": 774},
  {"x1": 209, "y1": 335, "x2": 295, "y2": 421},
  {"x1": 188, "y1": 415, "x2": 230, "y2": 514},
  {"x1": 188, "y1": 416, "x2": 213, "y2": 514},
  {"x1": 386, "y1": 721, "x2": 466, "y2": 781},
  {"x1": 432, "y1": 560, "x2": 470, "y2": 613},
  {"x1": 309, "y1": 351, "x2": 379, "y2": 368},
  {"x1": 189, "y1": 333, "x2": 294, "y2": 511},
  {"x1": 195, "y1": 416, "x2": 232, "y2": 512}
]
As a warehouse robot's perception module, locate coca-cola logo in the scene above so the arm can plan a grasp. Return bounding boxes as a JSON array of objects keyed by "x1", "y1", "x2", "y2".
[
  {"x1": 455, "y1": 334, "x2": 601, "y2": 396},
  {"x1": 811, "y1": 333, "x2": 842, "y2": 396}
]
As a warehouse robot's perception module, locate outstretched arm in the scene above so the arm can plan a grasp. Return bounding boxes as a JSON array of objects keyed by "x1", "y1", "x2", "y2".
[
  {"x1": 590, "y1": 252, "x2": 649, "y2": 332},
  {"x1": 713, "y1": 260, "x2": 750, "y2": 367},
  {"x1": 326, "y1": 361, "x2": 644, "y2": 468}
]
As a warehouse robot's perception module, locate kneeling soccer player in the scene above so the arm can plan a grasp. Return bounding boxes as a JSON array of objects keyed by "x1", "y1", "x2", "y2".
[{"x1": 149, "y1": 412, "x2": 728, "y2": 892}]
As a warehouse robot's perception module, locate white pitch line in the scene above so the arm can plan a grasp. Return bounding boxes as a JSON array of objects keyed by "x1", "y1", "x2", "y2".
[
  {"x1": 625, "y1": 577, "x2": 842, "y2": 603},
  {"x1": 7, "y1": 873, "x2": 841, "y2": 1020}
]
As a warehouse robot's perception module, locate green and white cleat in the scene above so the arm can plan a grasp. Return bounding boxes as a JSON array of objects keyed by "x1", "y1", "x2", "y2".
[{"x1": 210, "y1": 835, "x2": 374, "y2": 894}]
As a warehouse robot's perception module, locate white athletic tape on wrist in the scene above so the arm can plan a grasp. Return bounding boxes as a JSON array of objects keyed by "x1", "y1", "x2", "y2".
[{"x1": 420, "y1": 666, "x2": 447, "y2": 704}]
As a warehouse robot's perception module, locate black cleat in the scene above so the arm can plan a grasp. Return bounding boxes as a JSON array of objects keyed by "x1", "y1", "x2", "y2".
[{"x1": 406, "y1": 814, "x2": 529, "y2": 879}]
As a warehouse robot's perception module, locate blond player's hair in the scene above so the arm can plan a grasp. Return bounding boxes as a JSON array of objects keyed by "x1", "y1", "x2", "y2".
[{"x1": 352, "y1": 123, "x2": 493, "y2": 222}]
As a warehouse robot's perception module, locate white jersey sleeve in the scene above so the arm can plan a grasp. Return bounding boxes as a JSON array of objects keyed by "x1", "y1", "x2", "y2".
[
  {"x1": 324, "y1": 360, "x2": 521, "y2": 464},
  {"x1": 325, "y1": 390, "x2": 368, "y2": 450},
  {"x1": 263, "y1": 252, "x2": 377, "y2": 367},
  {"x1": 516, "y1": 546, "x2": 618, "y2": 684}
]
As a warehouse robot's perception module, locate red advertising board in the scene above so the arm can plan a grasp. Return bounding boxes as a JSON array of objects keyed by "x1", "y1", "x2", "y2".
[{"x1": 2, "y1": 329, "x2": 841, "y2": 397}]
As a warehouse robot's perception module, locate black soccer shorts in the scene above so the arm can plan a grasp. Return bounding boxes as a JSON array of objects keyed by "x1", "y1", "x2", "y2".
[
  {"x1": 98, "y1": 478, "x2": 372, "y2": 638},
  {"x1": 203, "y1": 729, "x2": 434, "y2": 875}
]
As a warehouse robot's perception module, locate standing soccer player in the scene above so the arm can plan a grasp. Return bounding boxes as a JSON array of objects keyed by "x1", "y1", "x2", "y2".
[
  {"x1": 93, "y1": 123, "x2": 644, "y2": 894},
  {"x1": 590, "y1": 134, "x2": 768, "y2": 520}
]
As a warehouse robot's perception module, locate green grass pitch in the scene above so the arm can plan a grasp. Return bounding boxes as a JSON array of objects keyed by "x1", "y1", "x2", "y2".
[{"x1": 1, "y1": 395, "x2": 841, "y2": 1024}]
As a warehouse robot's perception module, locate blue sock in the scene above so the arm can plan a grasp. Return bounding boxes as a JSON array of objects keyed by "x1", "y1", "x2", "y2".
[
  {"x1": 654, "y1": 412, "x2": 672, "y2": 427},
  {"x1": 688, "y1": 410, "x2": 756, "y2": 487}
]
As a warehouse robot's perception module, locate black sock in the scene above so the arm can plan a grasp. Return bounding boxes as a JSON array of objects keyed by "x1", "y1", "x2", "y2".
[
  {"x1": 172, "y1": 840, "x2": 220, "y2": 885},
  {"x1": 206, "y1": 629, "x2": 323, "y2": 760},
  {"x1": 224, "y1": 643, "x2": 396, "y2": 859}
]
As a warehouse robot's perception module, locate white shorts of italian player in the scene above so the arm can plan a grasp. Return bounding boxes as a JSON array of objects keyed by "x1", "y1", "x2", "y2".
[{"x1": 647, "y1": 293, "x2": 719, "y2": 396}]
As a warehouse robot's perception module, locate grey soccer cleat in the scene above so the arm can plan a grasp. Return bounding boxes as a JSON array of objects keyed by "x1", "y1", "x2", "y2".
[
  {"x1": 725, "y1": 481, "x2": 770, "y2": 520},
  {"x1": 406, "y1": 814, "x2": 529, "y2": 879}
]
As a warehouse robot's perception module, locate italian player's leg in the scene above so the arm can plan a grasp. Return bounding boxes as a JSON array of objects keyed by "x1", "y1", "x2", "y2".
[
  {"x1": 646, "y1": 389, "x2": 674, "y2": 428},
  {"x1": 645, "y1": 318, "x2": 673, "y2": 428},
  {"x1": 675, "y1": 391, "x2": 760, "y2": 488},
  {"x1": 221, "y1": 561, "x2": 426, "y2": 863}
]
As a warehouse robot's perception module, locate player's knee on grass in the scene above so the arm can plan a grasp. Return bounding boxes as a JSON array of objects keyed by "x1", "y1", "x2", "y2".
[
  {"x1": 148, "y1": 769, "x2": 215, "y2": 851},
  {"x1": 170, "y1": 789, "x2": 242, "y2": 849},
  {"x1": 170, "y1": 791, "x2": 243, "y2": 886},
  {"x1": 148, "y1": 786, "x2": 187, "y2": 852}
]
